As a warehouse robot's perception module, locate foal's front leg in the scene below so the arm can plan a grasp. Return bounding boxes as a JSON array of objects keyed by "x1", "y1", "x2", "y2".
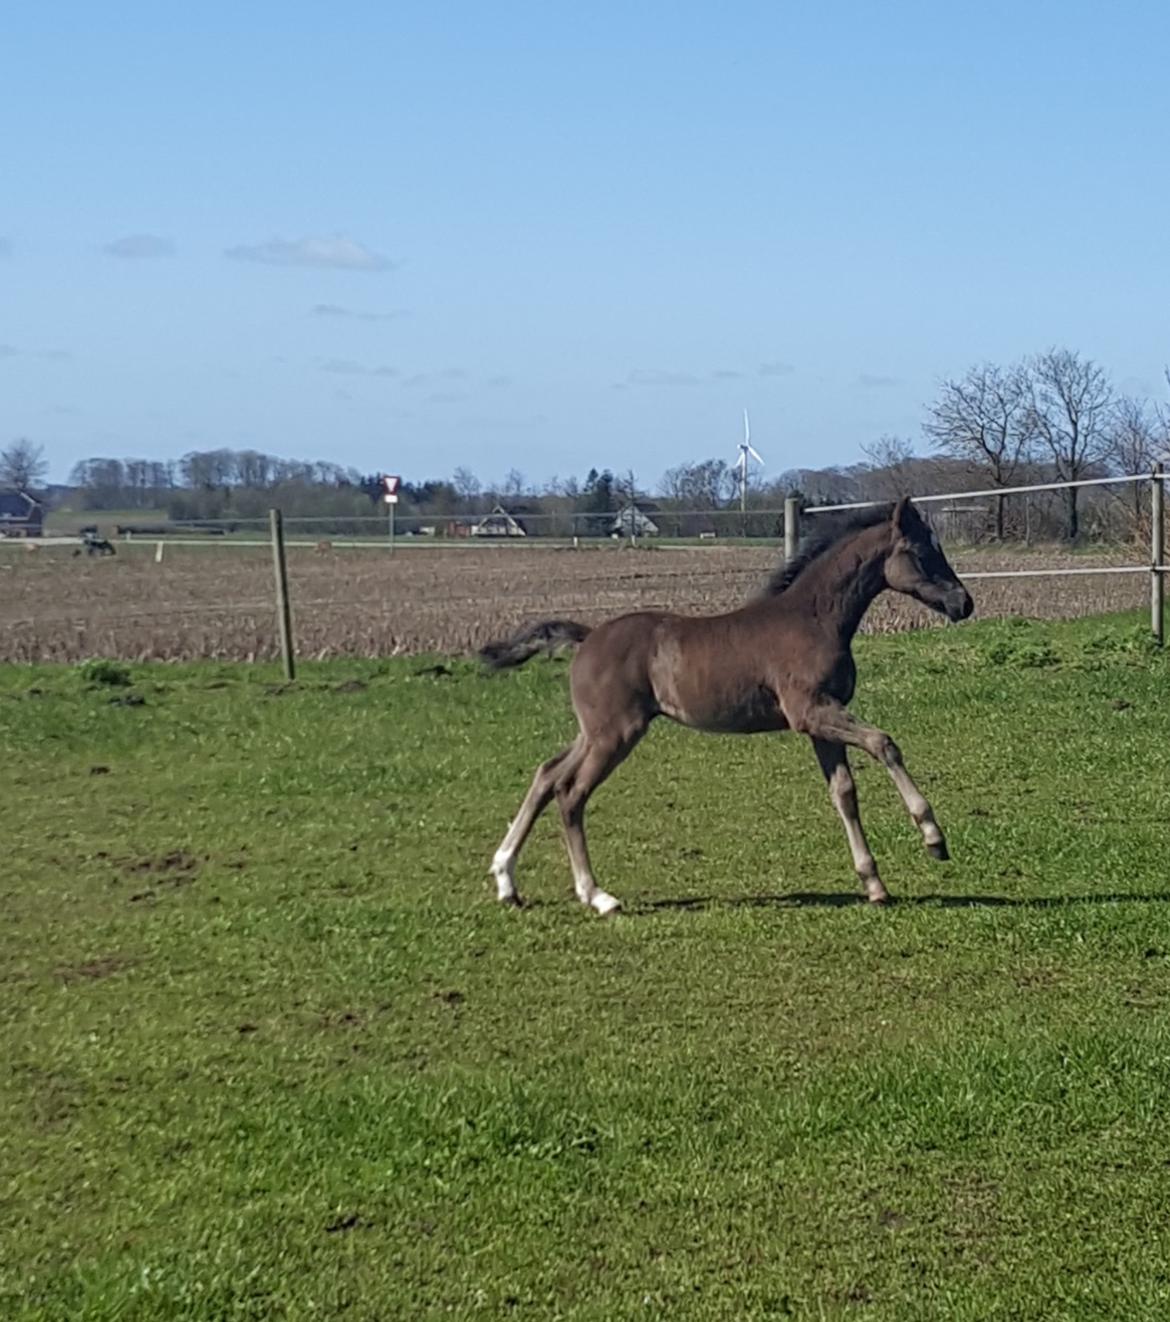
[
  {"x1": 796, "y1": 702, "x2": 949, "y2": 861},
  {"x1": 811, "y1": 738, "x2": 889, "y2": 903}
]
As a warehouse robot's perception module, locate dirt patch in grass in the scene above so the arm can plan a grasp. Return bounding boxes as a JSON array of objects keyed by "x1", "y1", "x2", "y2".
[
  {"x1": 123, "y1": 849, "x2": 199, "y2": 877},
  {"x1": 55, "y1": 954, "x2": 136, "y2": 983}
]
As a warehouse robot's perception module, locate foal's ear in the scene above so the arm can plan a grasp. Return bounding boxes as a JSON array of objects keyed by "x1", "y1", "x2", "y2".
[{"x1": 893, "y1": 497, "x2": 919, "y2": 534}]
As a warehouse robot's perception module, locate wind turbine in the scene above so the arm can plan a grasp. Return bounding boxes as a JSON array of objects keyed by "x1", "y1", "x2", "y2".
[{"x1": 734, "y1": 408, "x2": 764, "y2": 515}]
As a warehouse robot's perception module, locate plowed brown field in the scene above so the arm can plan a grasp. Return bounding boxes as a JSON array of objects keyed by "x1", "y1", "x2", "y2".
[{"x1": 0, "y1": 541, "x2": 1149, "y2": 662}]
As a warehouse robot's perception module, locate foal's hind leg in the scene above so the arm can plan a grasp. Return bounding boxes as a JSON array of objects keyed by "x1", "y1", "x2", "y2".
[
  {"x1": 795, "y1": 702, "x2": 949, "y2": 861},
  {"x1": 812, "y1": 738, "x2": 889, "y2": 904},
  {"x1": 491, "y1": 741, "x2": 583, "y2": 904},
  {"x1": 556, "y1": 728, "x2": 645, "y2": 915}
]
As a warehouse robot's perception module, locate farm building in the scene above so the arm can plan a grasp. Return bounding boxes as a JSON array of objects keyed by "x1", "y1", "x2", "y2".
[
  {"x1": 0, "y1": 490, "x2": 43, "y2": 537},
  {"x1": 470, "y1": 505, "x2": 527, "y2": 538},
  {"x1": 610, "y1": 501, "x2": 660, "y2": 538}
]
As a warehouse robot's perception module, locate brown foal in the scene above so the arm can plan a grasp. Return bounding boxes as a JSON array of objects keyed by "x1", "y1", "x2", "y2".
[{"x1": 479, "y1": 498, "x2": 974, "y2": 914}]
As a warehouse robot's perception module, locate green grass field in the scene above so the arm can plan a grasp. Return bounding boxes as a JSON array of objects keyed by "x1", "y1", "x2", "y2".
[{"x1": 4, "y1": 612, "x2": 1170, "y2": 1320}]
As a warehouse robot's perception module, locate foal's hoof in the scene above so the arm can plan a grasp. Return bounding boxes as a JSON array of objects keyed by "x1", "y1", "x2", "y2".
[
  {"x1": 498, "y1": 892, "x2": 523, "y2": 908},
  {"x1": 591, "y1": 891, "x2": 621, "y2": 917},
  {"x1": 926, "y1": 840, "x2": 951, "y2": 862}
]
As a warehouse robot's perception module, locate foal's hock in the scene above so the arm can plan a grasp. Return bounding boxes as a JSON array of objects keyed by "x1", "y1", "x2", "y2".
[{"x1": 480, "y1": 498, "x2": 974, "y2": 914}]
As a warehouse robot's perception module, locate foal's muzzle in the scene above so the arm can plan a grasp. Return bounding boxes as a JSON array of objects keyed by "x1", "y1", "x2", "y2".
[{"x1": 943, "y1": 587, "x2": 975, "y2": 622}]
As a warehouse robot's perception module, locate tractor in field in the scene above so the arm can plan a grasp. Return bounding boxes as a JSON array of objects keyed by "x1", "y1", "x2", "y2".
[{"x1": 75, "y1": 530, "x2": 117, "y2": 557}]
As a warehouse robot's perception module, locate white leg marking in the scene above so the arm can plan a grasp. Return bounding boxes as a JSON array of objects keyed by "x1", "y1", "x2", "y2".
[{"x1": 491, "y1": 846, "x2": 519, "y2": 903}]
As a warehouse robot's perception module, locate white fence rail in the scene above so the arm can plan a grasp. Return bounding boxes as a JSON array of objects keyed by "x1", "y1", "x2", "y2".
[{"x1": 803, "y1": 471, "x2": 1160, "y2": 513}]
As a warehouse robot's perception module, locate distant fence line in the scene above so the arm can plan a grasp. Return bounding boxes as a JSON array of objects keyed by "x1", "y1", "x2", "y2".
[
  {"x1": 41, "y1": 467, "x2": 1163, "y2": 544},
  {"x1": 106, "y1": 508, "x2": 787, "y2": 542}
]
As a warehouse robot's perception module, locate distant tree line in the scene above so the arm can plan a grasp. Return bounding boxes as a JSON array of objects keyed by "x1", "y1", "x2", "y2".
[{"x1": 17, "y1": 345, "x2": 1169, "y2": 543}]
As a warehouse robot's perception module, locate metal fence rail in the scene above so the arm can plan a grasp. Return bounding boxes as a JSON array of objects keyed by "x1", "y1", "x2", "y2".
[{"x1": 803, "y1": 471, "x2": 1156, "y2": 513}]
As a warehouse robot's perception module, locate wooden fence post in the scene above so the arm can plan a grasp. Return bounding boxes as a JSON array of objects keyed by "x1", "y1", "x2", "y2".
[
  {"x1": 269, "y1": 508, "x2": 296, "y2": 680},
  {"x1": 1153, "y1": 463, "x2": 1165, "y2": 647},
  {"x1": 784, "y1": 496, "x2": 800, "y2": 564}
]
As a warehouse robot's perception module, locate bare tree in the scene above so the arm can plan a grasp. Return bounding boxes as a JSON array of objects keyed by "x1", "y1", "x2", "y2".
[
  {"x1": 859, "y1": 435, "x2": 919, "y2": 500},
  {"x1": 149, "y1": 460, "x2": 175, "y2": 491},
  {"x1": 452, "y1": 466, "x2": 481, "y2": 507},
  {"x1": 236, "y1": 450, "x2": 274, "y2": 488},
  {"x1": 1, "y1": 438, "x2": 48, "y2": 490},
  {"x1": 924, "y1": 362, "x2": 1032, "y2": 538},
  {"x1": 1110, "y1": 396, "x2": 1159, "y2": 471},
  {"x1": 122, "y1": 458, "x2": 150, "y2": 507},
  {"x1": 69, "y1": 457, "x2": 126, "y2": 508},
  {"x1": 502, "y1": 468, "x2": 527, "y2": 499},
  {"x1": 1159, "y1": 368, "x2": 1170, "y2": 458},
  {"x1": 1108, "y1": 395, "x2": 1169, "y2": 539},
  {"x1": 658, "y1": 459, "x2": 733, "y2": 508},
  {"x1": 615, "y1": 468, "x2": 640, "y2": 504},
  {"x1": 1025, "y1": 348, "x2": 1115, "y2": 540}
]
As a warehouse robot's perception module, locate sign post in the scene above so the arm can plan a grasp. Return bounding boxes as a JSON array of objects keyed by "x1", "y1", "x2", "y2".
[{"x1": 383, "y1": 475, "x2": 401, "y2": 554}]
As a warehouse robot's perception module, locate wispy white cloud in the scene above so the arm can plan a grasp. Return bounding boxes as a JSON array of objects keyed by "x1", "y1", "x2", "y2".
[
  {"x1": 103, "y1": 234, "x2": 175, "y2": 259},
  {"x1": 310, "y1": 302, "x2": 405, "y2": 322},
  {"x1": 616, "y1": 368, "x2": 702, "y2": 389},
  {"x1": 226, "y1": 235, "x2": 394, "y2": 271},
  {"x1": 463, "y1": 411, "x2": 548, "y2": 430},
  {"x1": 318, "y1": 358, "x2": 397, "y2": 377},
  {"x1": 0, "y1": 344, "x2": 70, "y2": 361}
]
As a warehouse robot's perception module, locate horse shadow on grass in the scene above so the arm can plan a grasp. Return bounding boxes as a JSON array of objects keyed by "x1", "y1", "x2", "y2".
[{"x1": 638, "y1": 890, "x2": 1170, "y2": 913}]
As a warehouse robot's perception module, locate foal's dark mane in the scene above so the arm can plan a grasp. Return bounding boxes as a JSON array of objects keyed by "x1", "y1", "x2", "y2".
[{"x1": 762, "y1": 503, "x2": 895, "y2": 597}]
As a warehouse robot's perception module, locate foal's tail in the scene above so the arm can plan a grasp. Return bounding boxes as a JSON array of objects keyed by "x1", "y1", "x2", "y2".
[{"x1": 478, "y1": 619, "x2": 592, "y2": 671}]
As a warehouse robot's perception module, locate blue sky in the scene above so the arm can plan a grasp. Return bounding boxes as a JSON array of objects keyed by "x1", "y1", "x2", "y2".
[{"x1": 3, "y1": 2, "x2": 1168, "y2": 488}]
